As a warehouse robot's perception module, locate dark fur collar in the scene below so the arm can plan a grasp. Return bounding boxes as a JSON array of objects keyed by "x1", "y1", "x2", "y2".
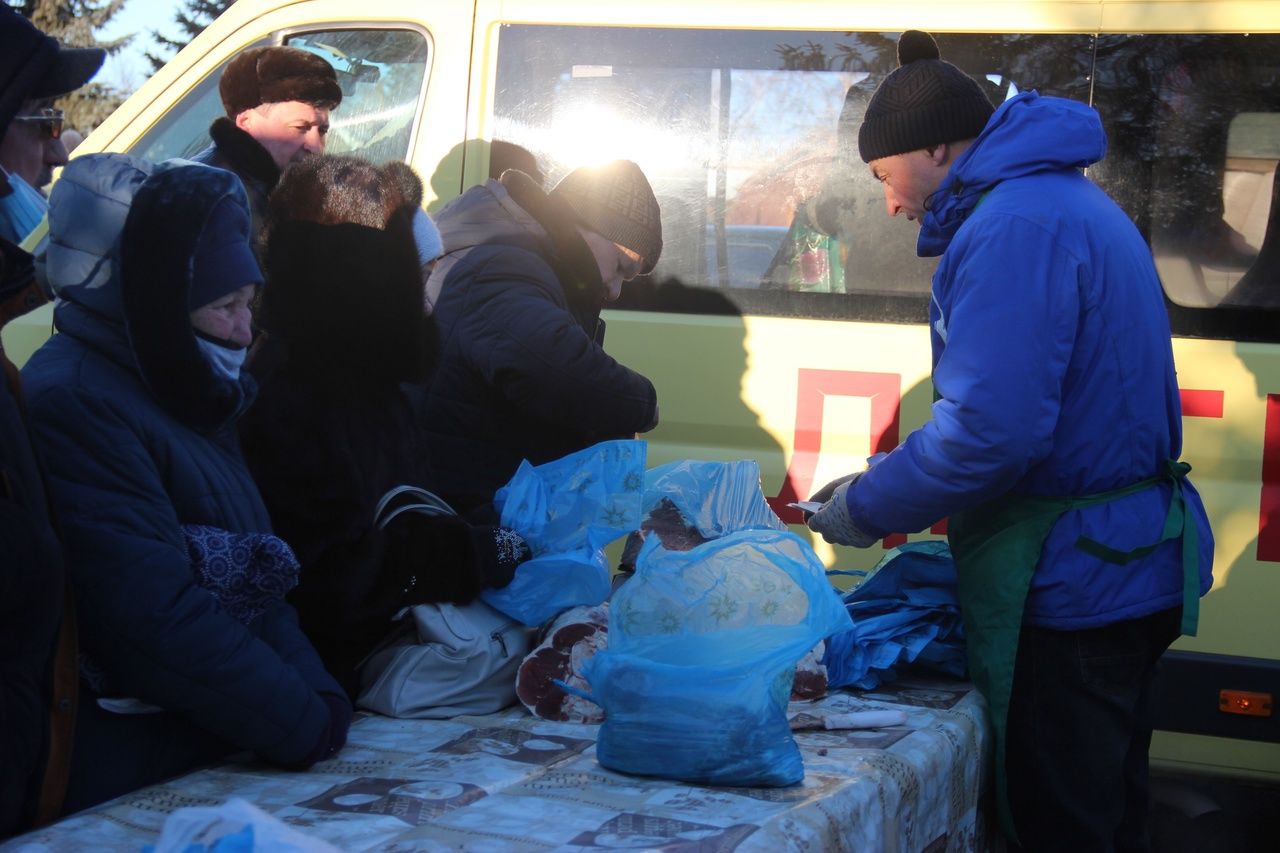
[
  {"x1": 500, "y1": 169, "x2": 605, "y2": 324},
  {"x1": 208, "y1": 117, "x2": 281, "y2": 187}
]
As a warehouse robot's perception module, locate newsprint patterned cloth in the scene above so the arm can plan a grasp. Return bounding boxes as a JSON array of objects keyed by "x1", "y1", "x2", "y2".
[{"x1": 4, "y1": 676, "x2": 990, "y2": 852}]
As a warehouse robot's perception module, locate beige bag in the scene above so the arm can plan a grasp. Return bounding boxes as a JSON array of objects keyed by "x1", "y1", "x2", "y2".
[{"x1": 355, "y1": 486, "x2": 533, "y2": 718}]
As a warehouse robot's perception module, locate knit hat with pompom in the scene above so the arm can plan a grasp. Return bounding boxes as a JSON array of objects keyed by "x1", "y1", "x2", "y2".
[{"x1": 857, "y1": 30, "x2": 994, "y2": 163}]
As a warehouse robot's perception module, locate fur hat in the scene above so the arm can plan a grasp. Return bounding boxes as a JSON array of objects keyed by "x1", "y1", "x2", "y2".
[
  {"x1": 266, "y1": 155, "x2": 423, "y2": 233},
  {"x1": 262, "y1": 155, "x2": 427, "y2": 382},
  {"x1": 0, "y1": 7, "x2": 104, "y2": 138},
  {"x1": 218, "y1": 46, "x2": 342, "y2": 118},
  {"x1": 549, "y1": 160, "x2": 663, "y2": 274},
  {"x1": 858, "y1": 31, "x2": 994, "y2": 163}
]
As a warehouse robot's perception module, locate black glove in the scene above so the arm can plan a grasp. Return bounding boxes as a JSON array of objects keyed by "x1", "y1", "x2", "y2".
[
  {"x1": 472, "y1": 525, "x2": 530, "y2": 590},
  {"x1": 293, "y1": 691, "x2": 353, "y2": 769}
]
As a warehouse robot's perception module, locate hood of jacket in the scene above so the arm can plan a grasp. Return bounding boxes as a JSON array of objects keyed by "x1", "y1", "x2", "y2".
[
  {"x1": 918, "y1": 91, "x2": 1107, "y2": 257},
  {"x1": 46, "y1": 153, "x2": 256, "y2": 432},
  {"x1": 428, "y1": 169, "x2": 606, "y2": 325}
]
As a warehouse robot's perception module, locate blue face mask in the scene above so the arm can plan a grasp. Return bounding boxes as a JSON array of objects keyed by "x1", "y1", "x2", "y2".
[
  {"x1": 195, "y1": 336, "x2": 248, "y2": 382},
  {"x1": 0, "y1": 169, "x2": 48, "y2": 247}
]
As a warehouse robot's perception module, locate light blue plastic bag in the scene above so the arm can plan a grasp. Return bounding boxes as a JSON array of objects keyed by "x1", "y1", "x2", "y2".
[
  {"x1": 586, "y1": 526, "x2": 852, "y2": 787},
  {"x1": 482, "y1": 439, "x2": 646, "y2": 626},
  {"x1": 824, "y1": 540, "x2": 967, "y2": 690},
  {"x1": 642, "y1": 459, "x2": 786, "y2": 538}
]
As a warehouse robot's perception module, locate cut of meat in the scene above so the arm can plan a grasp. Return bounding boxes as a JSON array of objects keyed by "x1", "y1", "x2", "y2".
[{"x1": 516, "y1": 603, "x2": 610, "y2": 722}]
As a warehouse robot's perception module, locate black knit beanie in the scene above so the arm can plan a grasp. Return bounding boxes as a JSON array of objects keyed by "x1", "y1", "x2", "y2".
[
  {"x1": 858, "y1": 31, "x2": 995, "y2": 163},
  {"x1": 549, "y1": 160, "x2": 663, "y2": 274}
]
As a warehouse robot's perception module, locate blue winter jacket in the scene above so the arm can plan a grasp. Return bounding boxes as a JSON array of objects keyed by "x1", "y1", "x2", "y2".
[
  {"x1": 21, "y1": 155, "x2": 342, "y2": 766},
  {"x1": 847, "y1": 92, "x2": 1214, "y2": 629}
]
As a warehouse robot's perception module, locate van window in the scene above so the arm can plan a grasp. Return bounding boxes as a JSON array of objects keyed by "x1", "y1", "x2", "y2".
[
  {"x1": 1090, "y1": 34, "x2": 1280, "y2": 332},
  {"x1": 130, "y1": 28, "x2": 430, "y2": 167},
  {"x1": 492, "y1": 27, "x2": 1093, "y2": 323},
  {"x1": 129, "y1": 40, "x2": 269, "y2": 163},
  {"x1": 285, "y1": 29, "x2": 430, "y2": 165}
]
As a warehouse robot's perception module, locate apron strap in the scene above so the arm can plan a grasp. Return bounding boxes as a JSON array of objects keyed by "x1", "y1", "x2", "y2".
[{"x1": 1072, "y1": 460, "x2": 1199, "y2": 635}]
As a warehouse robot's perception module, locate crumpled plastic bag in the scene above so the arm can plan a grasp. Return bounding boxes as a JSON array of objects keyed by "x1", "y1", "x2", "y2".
[
  {"x1": 143, "y1": 798, "x2": 341, "y2": 853},
  {"x1": 641, "y1": 459, "x2": 786, "y2": 539},
  {"x1": 483, "y1": 439, "x2": 645, "y2": 626},
  {"x1": 822, "y1": 540, "x2": 968, "y2": 690},
  {"x1": 583, "y1": 459, "x2": 851, "y2": 787}
]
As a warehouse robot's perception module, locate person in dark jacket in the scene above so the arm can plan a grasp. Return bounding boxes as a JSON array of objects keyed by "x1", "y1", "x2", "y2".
[
  {"x1": 191, "y1": 45, "x2": 341, "y2": 259},
  {"x1": 0, "y1": 235, "x2": 68, "y2": 838},
  {"x1": 240, "y1": 155, "x2": 528, "y2": 698},
  {"x1": 21, "y1": 154, "x2": 350, "y2": 815},
  {"x1": 1, "y1": 8, "x2": 104, "y2": 837},
  {"x1": 1, "y1": 7, "x2": 103, "y2": 248},
  {"x1": 805, "y1": 32, "x2": 1214, "y2": 851},
  {"x1": 410, "y1": 160, "x2": 662, "y2": 512}
]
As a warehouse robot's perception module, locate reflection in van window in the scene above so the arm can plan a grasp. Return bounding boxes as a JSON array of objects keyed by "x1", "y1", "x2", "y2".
[
  {"x1": 492, "y1": 26, "x2": 1091, "y2": 323},
  {"x1": 1091, "y1": 35, "x2": 1280, "y2": 315},
  {"x1": 286, "y1": 29, "x2": 430, "y2": 165}
]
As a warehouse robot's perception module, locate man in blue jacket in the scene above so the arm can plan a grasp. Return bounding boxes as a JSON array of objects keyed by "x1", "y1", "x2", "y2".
[{"x1": 807, "y1": 31, "x2": 1214, "y2": 851}]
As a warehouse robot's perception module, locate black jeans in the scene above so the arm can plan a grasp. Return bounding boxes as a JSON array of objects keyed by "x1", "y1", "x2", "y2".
[{"x1": 1006, "y1": 607, "x2": 1182, "y2": 853}]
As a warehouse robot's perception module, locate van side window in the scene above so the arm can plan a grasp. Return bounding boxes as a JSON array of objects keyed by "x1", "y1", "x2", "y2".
[
  {"x1": 492, "y1": 27, "x2": 1091, "y2": 322},
  {"x1": 1091, "y1": 34, "x2": 1280, "y2": 339},
  {"x1": 130, "y1": 40, "x2": 270, "y2": 163},
  {"x1": 284, "y1": 29, "x2": 430, "y2": 165},
  {"x1": 130, "y1": 28, "x2": 429, "y2": 167}
]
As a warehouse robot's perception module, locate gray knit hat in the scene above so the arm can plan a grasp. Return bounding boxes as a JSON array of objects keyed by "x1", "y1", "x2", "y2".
[
  {"x1": 858, "y1": 31, "x2": 994, "y2": 163},
  {"x1": 549, "y1": 160, "x2": 663, "y2": 274}
]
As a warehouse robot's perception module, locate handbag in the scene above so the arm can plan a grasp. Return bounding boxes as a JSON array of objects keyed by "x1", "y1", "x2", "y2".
[{"x1": 355, "y1": 486, "x2": 534, "y2": 718}]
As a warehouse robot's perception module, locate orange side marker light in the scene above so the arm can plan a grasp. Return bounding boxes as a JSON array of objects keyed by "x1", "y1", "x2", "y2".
[{"x1": 1218, "y1": 690, "x2": 1273, "y2": 718}]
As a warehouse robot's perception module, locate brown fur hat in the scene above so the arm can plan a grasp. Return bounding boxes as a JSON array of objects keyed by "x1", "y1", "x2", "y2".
[
  {"x1": 266, "y1": 155, "x2": 423, "y2": 234},
  {"x1": 219, "y1": 46, "x2": 342, "y2": 118},
  {"x1": 261, "y1": 155, "x2": 429, "y2": 383}
]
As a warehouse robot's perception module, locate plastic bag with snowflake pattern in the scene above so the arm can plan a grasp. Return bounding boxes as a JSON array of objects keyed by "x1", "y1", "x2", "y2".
[{"x1": 584, "y1": 527, "x2": 851, "y2": 786}]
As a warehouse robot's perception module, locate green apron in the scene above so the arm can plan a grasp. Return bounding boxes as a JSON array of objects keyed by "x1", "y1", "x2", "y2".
[{"x1": 946, "y1": 459, "x2": 1201, "y2": 843}]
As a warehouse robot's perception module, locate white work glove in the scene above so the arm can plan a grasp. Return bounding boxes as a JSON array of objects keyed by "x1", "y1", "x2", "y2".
[{"x1": 806, "y1": 478, "x2": 880, "y2": 548}]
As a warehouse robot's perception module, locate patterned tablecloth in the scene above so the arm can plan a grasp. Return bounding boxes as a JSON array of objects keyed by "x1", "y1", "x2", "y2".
[{"x1": 3, "y1": 675, "x2": 991, "y2": 852}]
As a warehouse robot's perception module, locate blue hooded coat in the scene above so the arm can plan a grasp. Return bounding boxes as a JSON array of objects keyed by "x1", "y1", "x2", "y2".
[
  {"x1": 846, "y1": 92, "x2": 1214, "y2": 629},
  {"x1": 20, "y1": 156, "x2": 343, "y2": 786}
]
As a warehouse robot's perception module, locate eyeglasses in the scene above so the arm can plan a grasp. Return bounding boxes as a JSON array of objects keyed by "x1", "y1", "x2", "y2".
[
  {"x1": 12, "y1": 108, "x2": 64, "y2": 140},
  {"x1": 614, "y1": 243, "x2": 644, "y2": 282}
]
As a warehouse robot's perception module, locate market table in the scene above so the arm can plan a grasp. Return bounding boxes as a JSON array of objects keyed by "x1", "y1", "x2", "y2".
[{"x1": 3, "y1": 675, "x2": 991, "y2": 852}]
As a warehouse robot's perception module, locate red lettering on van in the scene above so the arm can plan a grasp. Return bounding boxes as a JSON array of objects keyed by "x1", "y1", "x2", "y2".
[
  {"x1": 1180, "y1": 388, "x2": 1224, "y2": 418},
  {"x1": 1258, "y1": 394, "x2": 1280, "y2": 562},
  {"x1": 768, "y1": 369, "x2": 901, "y2": 539}
]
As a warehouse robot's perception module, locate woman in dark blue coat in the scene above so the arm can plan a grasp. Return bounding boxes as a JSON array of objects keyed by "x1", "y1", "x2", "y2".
[{"x1": 21, "y1": 154, "x2": 349, "y2": 813}]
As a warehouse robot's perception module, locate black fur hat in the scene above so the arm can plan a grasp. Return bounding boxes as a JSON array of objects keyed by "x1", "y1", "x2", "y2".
[
  {"x1": 219, "y1": 45, "x2": 342, "y2": 118},
  {"x1": 858, "y1": 31, "x2": 994, "y2": 163},
  {"x1": 263, "y1": 155, "x2": 428, "y2": 383}
]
